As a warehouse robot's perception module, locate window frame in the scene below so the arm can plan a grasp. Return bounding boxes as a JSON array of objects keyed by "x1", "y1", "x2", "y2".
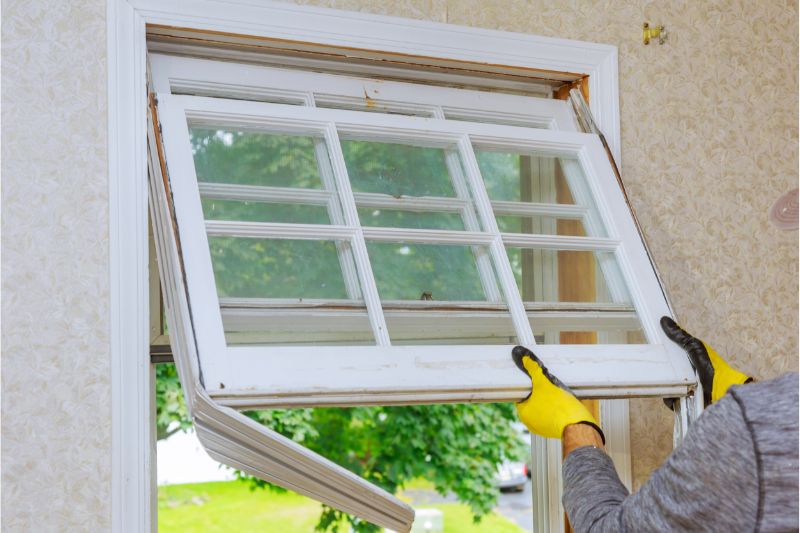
[
  {"x1": 108, "y1": 2, "x2": 684, "y2": 530},
  {"x1": 155, "y1": 90, "x2": 694, "y2": 406}
]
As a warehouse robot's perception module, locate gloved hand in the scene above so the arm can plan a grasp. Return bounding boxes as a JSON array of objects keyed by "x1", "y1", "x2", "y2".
[
  {"x1": 512, "y1": 346, "x2": 604, "y2": 444},
  {"x1": 661, "y1": 316, "x2": 752, "y2": 407}
]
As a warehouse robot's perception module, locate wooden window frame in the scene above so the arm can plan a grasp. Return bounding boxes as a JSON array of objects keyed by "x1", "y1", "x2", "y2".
[
  {"x1": 155, "y1": 91, "x2": 692, "y2": 405},
  {"x1": 109, "y1": 2, "x2": 696, "y2": 531}
]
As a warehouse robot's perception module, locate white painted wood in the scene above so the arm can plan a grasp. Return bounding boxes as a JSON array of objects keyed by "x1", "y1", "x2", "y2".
[
  {"x1": 491, "y1": 199, "x2": 586, "y2": 219},
  {"x1": 204, "y1": 218, "x2": 618, "y2": 249},
  {"x1": 205, "y1": 220, "x2": 355, "y2": 240},
  {"x1": 531, "y1": 435, "x2": 565, "y2": 533},
  {"x1": 601, "y1": 399, "x2": 632, "y2": 491},
  {"x1": 176, "y1": 92, "x2": 582, "y2": 147},
  {"x1": 205, "y1": 343, "x2": 689, "y2": 408},
  {"x1": 199, "y1": 181, "x2": 588, "y2": 219},
  {"x1": 157, "y1": 98, "x2": 232, "y2": 384},
  {"x1": 108, "y1": 2, "x2": 151, "y2": 531},
  {"x1": 147, "y1": 37, "x2": 560, "y2": 96},
  {"x1": 357, "y1": 192, "x2": 465, "y2": 212},
  {"x1": 149, "y1": 54, "x2": 576, "y2": 130},
  {"x1": 199, "y1": 182, "x2": 331, "y2": 205},
  {"x1": 502, "y1": 233, "x2": 618, "y2": 251}
]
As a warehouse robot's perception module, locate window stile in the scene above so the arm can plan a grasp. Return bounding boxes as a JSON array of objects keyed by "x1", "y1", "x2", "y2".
[
  {"x1": 157, "y1": 96, "x2": 229, "y2": 380},
  {"x1": 456, "y1": 135, "x2": 536, "y2": 345},
  {"x1": 323, "y1": 123, "x2": 391, "y2": 346}
]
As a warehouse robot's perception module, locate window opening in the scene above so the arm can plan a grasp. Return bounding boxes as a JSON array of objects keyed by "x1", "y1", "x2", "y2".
[{"x1": 148, "y1": 51, "x2": 694, "y2": 532}]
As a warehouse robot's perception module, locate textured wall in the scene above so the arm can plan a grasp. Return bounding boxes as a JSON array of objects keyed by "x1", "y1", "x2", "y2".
[
  {"x1": 291, "y1": 0, "x2": 799, "y2": 487},
  {"x1": 1, "y1": 0, "x2": 110, "y2": 530}
]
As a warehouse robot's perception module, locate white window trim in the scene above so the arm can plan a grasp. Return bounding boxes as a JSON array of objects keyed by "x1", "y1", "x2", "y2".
[{"x1": 109, "y1": 1, "x2": 646, "y2": 531}]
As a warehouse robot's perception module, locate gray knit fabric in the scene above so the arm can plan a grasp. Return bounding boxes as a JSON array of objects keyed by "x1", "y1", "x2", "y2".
[{"x1": 562, "y1": 373, "x2": 799, "y2": 532}]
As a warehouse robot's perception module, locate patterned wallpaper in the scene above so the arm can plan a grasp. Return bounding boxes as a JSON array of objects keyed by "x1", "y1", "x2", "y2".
[
  {"x1": 288, "y1": 0, "x2": 800, "y2": 487},
  {"x1": 1, "y1": 0, "x2": 110, "y2": 530},
  {"x1": 1, "y1": 0, "x2": 796, "y2": 528}
]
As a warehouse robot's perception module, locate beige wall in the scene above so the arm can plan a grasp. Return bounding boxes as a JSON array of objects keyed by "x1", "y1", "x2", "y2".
[
  {"x1": 1, "y1": 0, "x2": 796, "y2": 528},
  {"x1": 2, "y1": 0, "x2": 111, "y2": 530}
]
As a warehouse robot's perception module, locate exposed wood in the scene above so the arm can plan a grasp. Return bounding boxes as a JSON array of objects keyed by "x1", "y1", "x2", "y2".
[
  {"x1": 146, "y1": 24, "x2": 585, "y2": 87},
  {"x1": 555, "y1": 76, "x2": 590, "y2": 102}
]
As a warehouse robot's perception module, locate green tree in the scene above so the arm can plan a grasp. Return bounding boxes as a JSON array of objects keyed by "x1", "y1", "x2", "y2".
[{"x1": 157, "y1": 367, "x2": 525, "y2": 533}]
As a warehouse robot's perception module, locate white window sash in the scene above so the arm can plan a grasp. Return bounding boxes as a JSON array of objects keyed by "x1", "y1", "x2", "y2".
[{"x1": 154, "y1": 92, "x2": 695, "y2": 407}]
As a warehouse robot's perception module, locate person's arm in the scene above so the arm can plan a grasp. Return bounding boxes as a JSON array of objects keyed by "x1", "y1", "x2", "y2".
[
  {"x1": 558, "y1": 319, "x2": 757, "y2": 532},
  {"x1": 512, "y1": 317, "x2": 759, "y2": 533},
  {"x1": 562, "y1": 423, "x2": 604, "y2": 456},
  {"x1": 562, "y1": 393, "x2": 758, "y2": 532}
]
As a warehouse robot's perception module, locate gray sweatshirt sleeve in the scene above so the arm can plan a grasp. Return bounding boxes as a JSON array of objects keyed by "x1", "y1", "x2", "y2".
[{"x1": 562, "y1": 393, "x2": 759, "y2": 532}]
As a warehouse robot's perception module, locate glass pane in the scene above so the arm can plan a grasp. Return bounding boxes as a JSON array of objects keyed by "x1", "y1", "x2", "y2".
[
  {"x1": 221, "y1": 305, "x2": 375, "y2": 346},
  {"x1": 209, "y1": 237, "x2": 373, "y2": 346},
  {"x1": 496, "y1": 215, "x2": 589, "y2": 237},
  {"x1": 357, "y1": 208, "x2": 465, "y2": 230},
  {"x1": 506, "y1": 247, "x2": 630, "y2": 304},
  {"x1": 190, "y1": 128, "x2": 326, "y2": 189},
  {"x1": 208, "y1": 237, "x2": 350, "y2": 299},
  {"x1": 341, "y1": 140, "x2": 457, "y2": 197},
  {"x1": 202, "y1": 199, "x2": 330, "y2": 224},
  {"x1": 534, "y1": 328, "x2": 646, "y2": 345},
  {"x1": 475, "y1": 150, "x2": 575, "y2": 204},
  {"x1": 384, "y1": 309, "x2": 518, "y2": 345},
  {"x1": 368, "y1": 242, "x2": 517, "y2": 345},
  {"x1": 367, "y1": 243, "x2": 490, "y2": 301}
]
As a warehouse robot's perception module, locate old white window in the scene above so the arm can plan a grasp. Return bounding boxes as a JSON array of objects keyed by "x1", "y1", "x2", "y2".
[{"x1": 147, "y1": 42, "x2": 694, "y2": 533}]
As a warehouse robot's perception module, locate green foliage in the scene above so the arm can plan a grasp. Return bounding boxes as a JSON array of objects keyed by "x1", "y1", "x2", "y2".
[
  {"x1": 155, "y1": 363, "x2": 191, "y2": 441},
  {"x1": 157, "y1": 366, "x2": 525, "y2": 532},
  {"x1": 193, "y1": 130, "x2": 496, "y2": 305}
]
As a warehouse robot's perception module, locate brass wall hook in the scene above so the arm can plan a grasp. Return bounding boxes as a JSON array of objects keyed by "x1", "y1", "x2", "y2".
[{"x1": 643, "y1": 22, "x2": 667, "y2": 45}]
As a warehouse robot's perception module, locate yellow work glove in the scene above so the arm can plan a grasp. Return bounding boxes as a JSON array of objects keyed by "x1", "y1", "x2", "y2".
[
  {"x1": 512, "y1": 346, "x2": 604, "y2": 443},
  {"x1": 661, "y1": 317, "x2": 752, "y2": 407}
]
